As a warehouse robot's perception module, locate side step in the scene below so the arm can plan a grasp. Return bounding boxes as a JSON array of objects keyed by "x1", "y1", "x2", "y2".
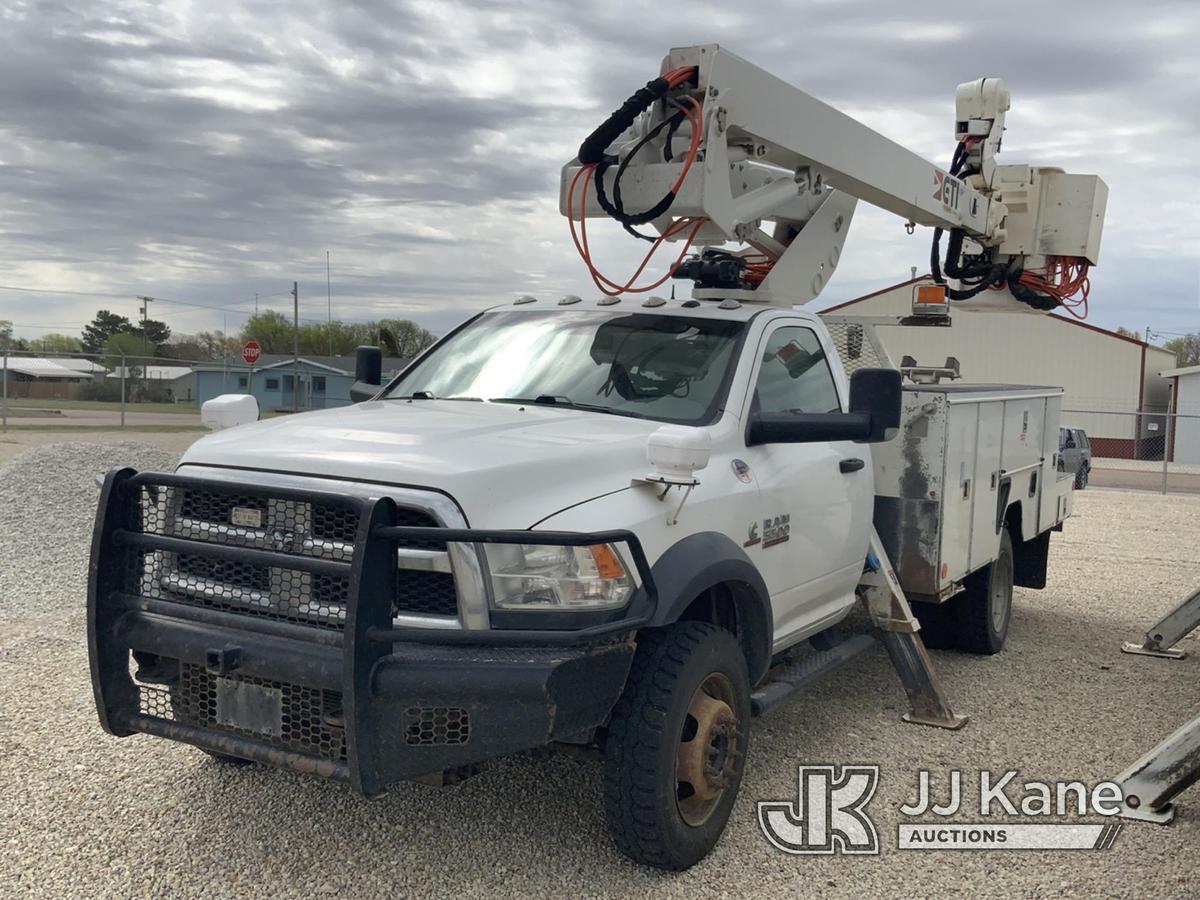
[{"x1": 751, "y1": 633, "x2": 876, "y2": 716}]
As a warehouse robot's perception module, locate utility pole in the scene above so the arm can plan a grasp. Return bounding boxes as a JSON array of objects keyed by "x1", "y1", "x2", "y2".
[
  {"x1": 292, "y1": 281, "x2": 300, "y2": 413},
  {"x1": 136, "y1": 295, "x2": 154, "y2": 368},
  {"x1": 326, "y1": 250, "x2": 332, "y2": 356}
]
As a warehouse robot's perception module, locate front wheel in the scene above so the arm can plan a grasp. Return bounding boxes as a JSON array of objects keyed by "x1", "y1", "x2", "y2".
[
  {"x1": 1075, "y1": 465, "x2": 1089, "y2": 489},
  {"x1": 603, "y1": 622, "x2": 751, "y2": 870}
]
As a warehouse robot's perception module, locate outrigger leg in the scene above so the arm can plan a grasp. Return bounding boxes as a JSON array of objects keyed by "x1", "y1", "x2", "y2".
[
  {"x1": 858, "y1": 528, "x2": 968, "y2": 730},
  {"x1": 1112, "y1": 584, "x2": 1200, "y2": 824},
  {"x1": 1121, "y1": 586, "x2": 1200, "y2": 660}
]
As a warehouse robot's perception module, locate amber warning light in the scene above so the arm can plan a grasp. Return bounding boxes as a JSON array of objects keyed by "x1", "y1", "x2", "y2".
[{"x1": 911, "y1": 284, "x2": 949, "y2": 318}]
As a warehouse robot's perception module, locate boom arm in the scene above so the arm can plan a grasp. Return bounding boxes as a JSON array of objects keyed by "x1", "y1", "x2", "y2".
[{"x1": 560, "y1": 44, "x2": 1107, "y2": 313}]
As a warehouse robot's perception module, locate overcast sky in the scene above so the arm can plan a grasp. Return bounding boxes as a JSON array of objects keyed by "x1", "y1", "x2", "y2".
[{"x1": 1, "y1": 0, "x2": 1197, "y2": 345}]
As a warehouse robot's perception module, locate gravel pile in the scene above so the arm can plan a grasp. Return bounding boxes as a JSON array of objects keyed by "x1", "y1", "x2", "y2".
[
  {"x1": 1, "y1": 440, "x2": 1198, "y2": 898},
  {"x1": 0, "y1": 442, "x2": 179, "y2": 622}
]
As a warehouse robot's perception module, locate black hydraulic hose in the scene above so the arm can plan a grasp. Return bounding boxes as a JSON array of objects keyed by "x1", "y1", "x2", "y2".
[{"x1": 578, "y1": 77, "x2": 671, "y2": 166}]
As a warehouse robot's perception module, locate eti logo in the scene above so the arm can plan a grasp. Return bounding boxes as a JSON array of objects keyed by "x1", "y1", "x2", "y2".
[
  {"x1": 933, "y1": 170, "x2": 962, "y2": 211},
  {"x1": 758, "y1": 765, "x2": 880, "y2": 855}
]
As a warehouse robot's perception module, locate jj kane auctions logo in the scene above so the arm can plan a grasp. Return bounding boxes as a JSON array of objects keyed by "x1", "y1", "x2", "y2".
[{"x1": 759, "y1": 766, "x2": 1125, "y2": 854}]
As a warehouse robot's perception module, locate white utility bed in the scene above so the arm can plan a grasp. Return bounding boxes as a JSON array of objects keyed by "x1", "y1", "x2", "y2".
[{"x1": 871, "y1": 383, "x2": 1073, "y2": 602}]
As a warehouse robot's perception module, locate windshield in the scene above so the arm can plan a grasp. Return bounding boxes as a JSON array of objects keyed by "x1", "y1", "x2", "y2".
[{"x1": 383, "y1": 309, "x2": 747, "y2": 425}]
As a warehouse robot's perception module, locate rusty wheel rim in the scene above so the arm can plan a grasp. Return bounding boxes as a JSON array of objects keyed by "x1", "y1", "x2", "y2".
[{"x1": 675, "y1": 672, "x2": 740, "y2": 827}]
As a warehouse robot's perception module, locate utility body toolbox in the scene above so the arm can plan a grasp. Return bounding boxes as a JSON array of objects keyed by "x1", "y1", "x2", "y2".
[{"x1": 871, "y1": 383, "x2": 1073, "y2": 603}]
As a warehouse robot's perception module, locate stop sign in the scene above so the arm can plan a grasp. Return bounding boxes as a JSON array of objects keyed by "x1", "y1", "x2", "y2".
[{"x1": 242, "y1": 341, "x2": 262, "y2": 365}]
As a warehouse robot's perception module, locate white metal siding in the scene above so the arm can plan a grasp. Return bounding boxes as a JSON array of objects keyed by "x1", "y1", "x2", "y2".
[
  {"x1": 820, "y1": 284, "x2": 1172, "y2": 444},
  {"x1": 1174, "y1": 373, "x2": 1200, "y2": 465}
]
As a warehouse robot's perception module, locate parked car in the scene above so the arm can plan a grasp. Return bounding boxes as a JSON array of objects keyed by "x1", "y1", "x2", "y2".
[{"x1": 1059, "y1": 427, "x2": 1092, "y2": 489}]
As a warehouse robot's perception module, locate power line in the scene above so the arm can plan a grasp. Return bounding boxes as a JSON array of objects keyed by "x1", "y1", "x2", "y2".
[
  {"x1": 2, "y1": 321, "x2": 94, "y2": 328},
  {"x1": 0, "y1": 283, "x2": 130, "y2": 299},
  {"x1": 0, "y1": 282, "x2": 293, "y2": 316},
  {"x1": 136, "y1": 291, "x2": 292, "y2": 316}
]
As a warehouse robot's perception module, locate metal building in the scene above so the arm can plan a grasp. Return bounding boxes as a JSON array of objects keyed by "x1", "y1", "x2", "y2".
[
  {"x1": 1160, "y1": 366, "x2": 1200, "y2": 465},
  {"x1": 819, "y1": 276, "x2": 1177, "y2": 459}
]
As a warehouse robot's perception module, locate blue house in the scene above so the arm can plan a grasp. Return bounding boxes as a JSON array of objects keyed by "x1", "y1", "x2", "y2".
[{"x1": 194, "y1": 354, "x2": 409, "y2": 412}]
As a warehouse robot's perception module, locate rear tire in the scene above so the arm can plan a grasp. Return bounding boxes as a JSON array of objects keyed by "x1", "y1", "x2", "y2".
[
  {"x1": 955, "y1": 530, "x2": 1014, "y2": 654},
  {"x1": 603, "y1": 622, "x2": 750, "y2": 870},
  {"x1": 912, "y1": 601, "x2": 958, "y2": 650}
]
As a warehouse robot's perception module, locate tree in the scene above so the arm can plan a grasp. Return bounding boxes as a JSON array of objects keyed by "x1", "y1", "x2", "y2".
[
  {"x1": 298, "y1": 321, "x2": 374, "y2": 356},
  {"x1": 1116, "y1": 326, "x2": 1142, "y2": 341},
  {"x1": 34, "y1": 333, "x2": 84, "y2": 353},
  {"x1": 239, "y1": 314, "x2": 435, "y2": 359},
  {"x1": 131, "y1": 318, "x2": 171, "y2": 349},
  {"x1": 240, "y1": 311, "x2": 295, "y2": 354},
  {"x1": 82, "y1": 310, "x2": 134, "y2": 353},
  {"x1": 375, "y1": 318, "x2": 437, "y2": 358},
  {"x1": 0, "y1": 321, "x2": 26, "y2": 353},
  {"x1": 103, "y1": 332, "x2": 146, "y2": 371},
  {"x1": 194, "y1": 330, "x2": 242, "y2": 359},
  {"x1": 1163, "y1": 333, "x2": 1200, "y2": 367},
  {"x1": 160, "y1": 336, "x2": 212, "y2": 361}
]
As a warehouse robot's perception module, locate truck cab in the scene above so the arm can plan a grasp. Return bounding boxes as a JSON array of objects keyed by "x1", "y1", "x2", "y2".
[{"x1": 174, "y1": 300, "x2": 884, "y2": 658}]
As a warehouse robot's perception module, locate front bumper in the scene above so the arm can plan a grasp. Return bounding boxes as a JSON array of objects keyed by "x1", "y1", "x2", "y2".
[{"x1": 88, "y1": 469, "x2": 653, "y2": 795}]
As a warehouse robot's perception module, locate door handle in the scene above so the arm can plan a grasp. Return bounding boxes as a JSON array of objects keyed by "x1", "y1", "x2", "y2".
[{"x1": 839, "y1": 458, "x2": 865, "y2": 473}]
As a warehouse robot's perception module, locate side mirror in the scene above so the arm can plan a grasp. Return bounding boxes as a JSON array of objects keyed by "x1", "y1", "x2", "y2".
[
  {"x1": 745, "y1": 367, "x2": 901, "y2": 446},
  {"x1": 201, "y1": 394, "x2": 259, "y2": 430},
  {"x1": 646, "y1": 425, "x2": 712, "y2": 482},
  {"x1": 848, "y1": 367, "x2": 901, "y2": 442},
  {"x1": 350, "y1": 345, "x2": 382, "y2": 403}
]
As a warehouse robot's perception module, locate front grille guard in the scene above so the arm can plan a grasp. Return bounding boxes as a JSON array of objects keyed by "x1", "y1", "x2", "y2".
[{"x1": 88, "y1": 468, "x2": 657, "y2": 795}]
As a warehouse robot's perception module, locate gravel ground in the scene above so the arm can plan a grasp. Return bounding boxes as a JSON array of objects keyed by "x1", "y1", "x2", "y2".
[{"x1": 2, "y1": 441, "x2": 1198, "y2": 898}]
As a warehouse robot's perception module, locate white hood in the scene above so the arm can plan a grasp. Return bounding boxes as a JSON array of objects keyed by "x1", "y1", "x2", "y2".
[{"x1": 179, "y1": 399, "x2": 663, "y2": 528}]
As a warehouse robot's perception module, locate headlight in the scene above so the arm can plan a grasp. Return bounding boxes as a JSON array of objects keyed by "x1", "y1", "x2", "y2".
[{"x1": 486, "y1": 542, "x2": 635, "y2": 611}]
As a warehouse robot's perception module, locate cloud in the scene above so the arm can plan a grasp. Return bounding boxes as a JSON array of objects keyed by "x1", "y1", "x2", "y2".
[{"x1": 0, "y1": 0, "x2": 1197, "y2": 343}]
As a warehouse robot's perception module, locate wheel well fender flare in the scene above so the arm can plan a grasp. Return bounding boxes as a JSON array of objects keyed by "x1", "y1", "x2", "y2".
[{"x1": 643, "y1": 531, "x2": 773, "y2": 683}]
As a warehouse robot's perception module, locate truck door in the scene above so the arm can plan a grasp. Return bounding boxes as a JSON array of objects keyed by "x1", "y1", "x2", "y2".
[{"x1": 741, "y1": 322, "x2": 874, "y2": 648}]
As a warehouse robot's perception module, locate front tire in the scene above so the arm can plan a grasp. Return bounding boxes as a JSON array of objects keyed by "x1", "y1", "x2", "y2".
[
  {"x1": 603, "y1": 622, "x2": 750, "y2": 870},
  {"x1": 954, "y1": 529, "x2": 1014, "y2": 654},
  {"x1": 1075, "y1": 465, "x2": 1089, "y2": 489}
]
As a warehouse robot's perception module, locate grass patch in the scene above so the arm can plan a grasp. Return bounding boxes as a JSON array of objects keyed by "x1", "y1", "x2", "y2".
[{"x1": 0, "y1": 398, "x2": 199, "y2": 415}]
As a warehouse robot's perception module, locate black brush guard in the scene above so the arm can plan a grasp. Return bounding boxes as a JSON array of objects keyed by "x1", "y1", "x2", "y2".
[{"x1": 88, "y1": 469, "x2": 656, "y2": 796}]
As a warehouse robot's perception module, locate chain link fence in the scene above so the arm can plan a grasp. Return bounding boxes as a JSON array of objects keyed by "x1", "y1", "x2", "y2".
[
  {"x1": 8, "y1": 347, "x2": 1198, "y2": 496},
  {"x1": 0, "y1": 349, "x2": 363, "y2": 433},
  {"x1": 1061, "y1": 408, "x2": 1200, "y2": 494}
]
